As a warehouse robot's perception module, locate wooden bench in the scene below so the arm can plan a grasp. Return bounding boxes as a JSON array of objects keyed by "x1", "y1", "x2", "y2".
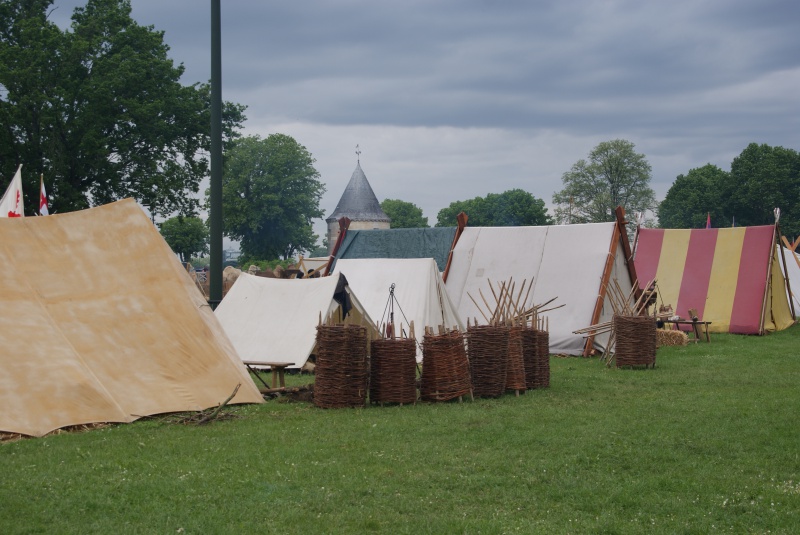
[
  {"x1": 242, "y1": 361, "x2": 293, "y2": 390},
  {"x1": 668, "y1": 320, "x2": 712, "y2": 342}
]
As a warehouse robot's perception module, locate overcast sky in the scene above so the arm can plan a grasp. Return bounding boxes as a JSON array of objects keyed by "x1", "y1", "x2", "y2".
[{"x1": 50, "y1": 0, "x2": 800, "y2": 240}]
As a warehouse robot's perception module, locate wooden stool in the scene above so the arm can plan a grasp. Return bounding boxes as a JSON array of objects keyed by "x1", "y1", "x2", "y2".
[{"x1": 243, "y1": 360, "x2": 293, "y2": 390}]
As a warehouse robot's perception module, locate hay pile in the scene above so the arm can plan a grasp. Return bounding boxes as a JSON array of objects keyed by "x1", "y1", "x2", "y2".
[{"x1": 657, "y1": 329, "x2": 688, "y2": 347}]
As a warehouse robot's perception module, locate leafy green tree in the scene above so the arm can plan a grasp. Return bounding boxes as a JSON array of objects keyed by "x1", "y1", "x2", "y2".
[
  {"x1": 158, "y1": 216, "x2": 208, "y2": 263},
  {"x1": 0, "y1": 0, "x2": 245, "y2": 217},
  {"x1": 436, "y1": 198, "x2": 487, "y2": 227},
  {"x1": 380, "y1": 199, "x2": 429, "y2": 228},
  {"x1": 436, "y1": 189, "x2": 552, "y2": 227},
  {"x1": 552, "y1": 139, "x2": 657, "y2": 225},
  {"x1": 307, "y1": 238, "x2": 329, "y2": 258},
  {"x1": 720, "y1": 143, "x2": 800, "y2": 237},
  {"x1": 219, "y1": 134, "x2": 325, "y2": 260},
  {"x1": 658, "y1": 164, "x2": 730, "y2": 228}
]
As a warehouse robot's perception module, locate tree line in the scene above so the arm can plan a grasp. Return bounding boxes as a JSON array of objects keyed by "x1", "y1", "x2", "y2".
[
  {"x1": 658, "y1": 144, "x2": 800, "y2": 238},
  {"x1": 3, "y1": 1, "x2": 798, "y2": 265}
]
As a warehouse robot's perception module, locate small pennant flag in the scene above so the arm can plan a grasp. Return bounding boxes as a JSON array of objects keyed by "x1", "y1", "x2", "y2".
[
  {"x1": 0, "y1": 164, "x2": 24, "y2": 218},
  {"x1": 39, "y1": 175, "x2": 49, "y2": 216}
]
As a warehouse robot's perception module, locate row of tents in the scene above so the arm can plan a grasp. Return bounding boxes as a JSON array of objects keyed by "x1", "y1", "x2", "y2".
[{"x1": 1, "y1": 199, "x2": 796, "y2": 437}]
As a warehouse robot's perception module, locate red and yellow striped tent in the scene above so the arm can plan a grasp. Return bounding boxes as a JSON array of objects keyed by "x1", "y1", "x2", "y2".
[{"x1": 635, "y1": 225, "x2": 794, "y2": 334}]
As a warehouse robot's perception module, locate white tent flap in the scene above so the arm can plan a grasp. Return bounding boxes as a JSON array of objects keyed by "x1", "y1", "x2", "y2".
[
  {"x1": 333, "y1": 258, "x2": 463, "y2": 361},
  {"x1": 445, "y1": 223, "x2": 632, "y2": 355},
  {"x1": 215, "y1": 273, "x2": 377, "y2": 368}
]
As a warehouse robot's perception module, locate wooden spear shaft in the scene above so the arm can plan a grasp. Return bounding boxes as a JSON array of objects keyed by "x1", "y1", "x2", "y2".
[{"x1": 467, "y1": 291, "x2": 491, "y2": 323}]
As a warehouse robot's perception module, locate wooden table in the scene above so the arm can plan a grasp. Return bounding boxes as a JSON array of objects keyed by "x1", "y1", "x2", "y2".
[
  {"x1": 668, "y1": 320, "x2": 712, "y2": 342},
  {"x1": 242, "y1": 360, "x2": 293, "y2": 390}
]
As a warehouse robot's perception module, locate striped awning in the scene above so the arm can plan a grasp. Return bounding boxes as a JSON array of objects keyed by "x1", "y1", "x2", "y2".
[{"x1": 635, "y1": 225, "x2": 794, "y2": 334}]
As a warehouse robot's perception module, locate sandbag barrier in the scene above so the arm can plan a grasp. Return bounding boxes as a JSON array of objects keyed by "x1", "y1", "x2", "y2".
[
  {"x1": 613, "y1": 315, "x2": 657, "y2": 368},
  {"x1": 420, "y1": 330, "x2": 472, "y2": 402},
  {"x1": 369, "y1": 338, "x2": 417, "y2": 405},
  {"x1": 313, "y1": 324, "x2": 369, "y2": 408},
  {"x1": 466, "y1": 325, "x2": 509, "y2": 398}
]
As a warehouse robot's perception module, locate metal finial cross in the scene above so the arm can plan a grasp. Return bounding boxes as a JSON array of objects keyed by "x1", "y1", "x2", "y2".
[{"x1": 355, "y1": 144, "x2": 361, "y2": 162}]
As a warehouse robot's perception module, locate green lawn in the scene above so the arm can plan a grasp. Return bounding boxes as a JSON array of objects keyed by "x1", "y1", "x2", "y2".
[{"x1": 2, "y1": 326, "x2": 800, "y2": 534}]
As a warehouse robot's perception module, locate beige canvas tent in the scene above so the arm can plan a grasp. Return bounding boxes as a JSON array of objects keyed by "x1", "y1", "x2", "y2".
[
  {"x1": 0, "y1": 199, "x2": 263, "y2": 437},
  {"x1": 214, "y1": 272, "x2": 378, "y2": 368}
]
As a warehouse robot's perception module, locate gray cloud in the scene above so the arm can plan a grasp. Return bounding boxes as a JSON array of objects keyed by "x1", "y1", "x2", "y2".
[{"x1": 49, "y1": 0, "x2": 800, "y2": 237}]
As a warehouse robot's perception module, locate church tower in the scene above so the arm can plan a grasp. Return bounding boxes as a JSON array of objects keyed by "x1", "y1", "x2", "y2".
[{"x1": 326, "y1": 151, "x2": 390, "y2": 254}]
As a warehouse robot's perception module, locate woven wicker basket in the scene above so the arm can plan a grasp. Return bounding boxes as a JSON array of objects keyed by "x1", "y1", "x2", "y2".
[
  {"x1": 505, "y1": 326, "x2": 527, "y2": 392},
  {"x1": 313, "y1": 324, "x2": 369, "y2": 408},
  {"x1": 614, "y1": 315, "x2": 657, "y2": 368},
  {"x1": 370, "y1": 338, "x2": 417, "y2": 404},
  {"x1": 467, "y1": 325, "x2": 509, "y2": 398},
  {"x1": 420, "y1": 330, "x2": 472, "y2": 402},
  {"x1": 522, "y1": 329, "x2": 550, "y2": 388}
]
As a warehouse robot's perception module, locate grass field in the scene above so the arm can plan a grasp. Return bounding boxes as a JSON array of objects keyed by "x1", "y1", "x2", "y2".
[{"x1": 2, "y1": 326, "x2": 800, "y2": 534}]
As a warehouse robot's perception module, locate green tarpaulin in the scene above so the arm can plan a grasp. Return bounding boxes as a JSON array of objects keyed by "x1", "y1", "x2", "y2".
[{"x1": 332, "y1": 227, "x2": 457, "y2": 272}]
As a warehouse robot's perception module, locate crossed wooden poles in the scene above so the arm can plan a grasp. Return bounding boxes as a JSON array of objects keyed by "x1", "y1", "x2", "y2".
[
  {"x1": 573, "y1": 277, "x2": 657, "y2": 365},
  {"x1": 466, "y1": 277, "x2": 561, "y2": 330}
]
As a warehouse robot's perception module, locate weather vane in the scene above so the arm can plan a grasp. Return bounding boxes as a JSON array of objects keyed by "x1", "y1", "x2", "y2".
[{"x1": 355, "y1": 144, "x2": 361, "y2": 163}]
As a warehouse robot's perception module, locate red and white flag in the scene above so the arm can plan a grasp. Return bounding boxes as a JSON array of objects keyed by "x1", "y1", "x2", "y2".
[
  {"x1": 39, "y1": 174, "x2": 49, "y2": 215},
  {"x1": 0, "y1": 165, "x2": 24, "y2": 218}
]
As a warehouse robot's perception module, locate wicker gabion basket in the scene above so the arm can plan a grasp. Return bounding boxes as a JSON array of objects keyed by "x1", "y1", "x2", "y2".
[
  {"x1": 369, "y1": 338, "x2": 417, "y2": 405},
  {"x1": 420, "y1": 330, "x2": 472, "y2": 402},
  {"x1": 466, "y1": 324, "x2": 509, "y2": 397},
  {"x1": 535, "y1": 330, "x2": 550, "y2": 388},
  {"x1": 613, "y1": 315, "x2": 657, "y2": 368},
  {"x1": 313, "y1": 324, "x2": 369, "y2": 408},
  {"x1": 505, "y1": 326, "x2": 527, "y2": 392},
  {"x1": 522, "y1": 328, "x2": 550, "y2": 389}
]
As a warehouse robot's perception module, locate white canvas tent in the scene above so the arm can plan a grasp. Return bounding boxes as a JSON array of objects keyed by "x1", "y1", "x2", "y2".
[
  {"x1": 780, "y1": 246, "x2": 800, "y2": 315},
  {"x1": 444, "y1": 222, "x2": 637, "y2": 355},
  {"x1": 215, "y1": 272, "x2": 378, "y2": 368},
  {"x1": 332, "y1": 258, "x2": 464, "y2": 361},
  {"x1": 0, "y1": 199, "x2": 263, "y2": 437}
]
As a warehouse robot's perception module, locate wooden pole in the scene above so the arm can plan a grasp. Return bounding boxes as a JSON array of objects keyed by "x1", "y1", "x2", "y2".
[
  {"x1": 584, "y1": 218, "x2": 620, "y2": 356},
  {"x1": 777, "y1": 227, "x2": 797, "y2": 320},
  {"x1": 442, "y1": 212, "x2": 468, "y2": 283},
  {"x1": 758, "y1": 225, "x2": 778, "y2": 334}
]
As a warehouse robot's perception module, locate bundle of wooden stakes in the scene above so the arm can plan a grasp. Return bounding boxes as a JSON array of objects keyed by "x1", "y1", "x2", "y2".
[
  {"x1": 466, "y1": 278, "x2": 559, "y2": 392},
  {"x1": 466, "y1": 277, "x2": 561, "y2": 329},
  {"x1": 573, "y1": 278, "x2": 659, "y2": 367}
]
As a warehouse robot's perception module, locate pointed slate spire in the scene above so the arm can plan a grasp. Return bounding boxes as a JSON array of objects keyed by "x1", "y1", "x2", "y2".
[{"x1": 327, "y1": 161, "x2": 390, "y2": 223}]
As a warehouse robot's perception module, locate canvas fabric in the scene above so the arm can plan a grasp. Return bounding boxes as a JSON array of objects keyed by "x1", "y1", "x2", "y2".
[
  {"x1": 779, "y1": 246, "x2": 800, "y2": 315},
  {"x1": 0, "y1": 199, "x2": 263, "y2": 437},
  {"x1": 333, "y1": 258, "x2": 464, "y2": 361},
  {"x1": 333, "y1": 227, "x2": 457, "y2": 272},
  {"x1": 635, "y1": 226, "x2": 794, "y2": 334},
  {"x1": 0, "y1": 165, "x2": 24, "y2": 218},
  {"x1": 214, "y1": 272, "x2": 378, "y2": 368},
  {"x1": 444, "y1": 222, "x2": 633, "y2": 355}
]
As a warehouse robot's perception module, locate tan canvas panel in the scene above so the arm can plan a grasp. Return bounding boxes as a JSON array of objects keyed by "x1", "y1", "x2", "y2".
[{"x1": 0, "y1": 199, "x2": 262, "y2": 437}]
